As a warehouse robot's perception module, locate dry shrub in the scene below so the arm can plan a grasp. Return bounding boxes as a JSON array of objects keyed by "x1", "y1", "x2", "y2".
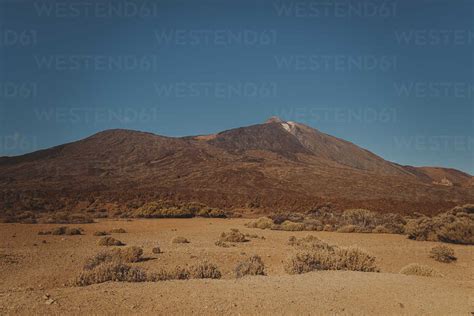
[
  {"x1": 337, "y1": 225, "x2": 363, "y2": 233},
  {"x1": 196, "y1": 208, "x2": 226, "y2": 218},
  {"x1": 46, "y1": 226, "x2": 83, "y2": 235},
  {"x1": 285, "y1": 236, "x2": 378, "y2": 274},
  {"x1": 148, "y1": 266, "x2": 190, "y2": 281},
  {"x1": 372, "y1": 225, "x2": 391, "y2": 234},
  {"x1": 152, "y1": 246, "x2": 161, "y2": 254},
  {"x1": 399, "y1": 263, "x2": 443, "y2": 277},
  {"x1": 93, "y1": 231, "x2": 109, "y2": 236},
  {"x1": 190, "y1": 261, "x2": 222, "y2": 279},
  {"x1": 172, "y1": 236, "x2": 189, "y2": 244},
  {"x1": 84, "y1": 247, "x2": 144, "y2": 270},
  {"x1": 406, "y1": 206, "x2": 474, "y2": 245},
  {"x1": 278, "y1": 220, "x2": 305, "y2": 231},
  {"x1": 235, "y1": 255, "x2": 266, "y2": 278},
  {"x1": 437, "y1": 220, "x2": 474, "y2": 245},
  {"x1": 40, "y1": 212, "x2": 93, "y2": 224},
  {"x1": 109, "y1": 228, "x2": 126, "y2": 233},
  {"x1": 219, "y1": 229, "x2": 247, "y2": 242},
  {"x1": 341, "y1": 209, "x2": 377, "y2": 232},
  {"x1": 430, "y1": 245, "x2": 456, "y2": 263},
  {"x1": 215, "y1": 240, "x2": 231, "y2": 248},
  {"x1": 245, "y1": 217, "x2": 273, "y2": 229},
  {"x1": 334, "y1": 247, "x2": 379, "y2": 272},
  {"x1": 75, "y1": 262, "x2": 147, "y2": 286},
  {"x1": 244, "y1": 233, "x2": 260, "y2": 239},
  {"x1": 288, "y1": 235, "x2": 334, "y2": 251},
  {"x1": 97, "y1": 237, "x2": 125, "y2": 246},
  {"x1": 134, "y1": 202, "x2": 194, "y2": 218}
]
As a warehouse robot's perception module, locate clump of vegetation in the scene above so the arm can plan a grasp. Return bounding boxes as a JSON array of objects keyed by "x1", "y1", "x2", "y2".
[
  {"x1": 39, "y1": 212, "x2": 94, "y2": 224},
  {"x1": 430, "y1": 245, "x2": 457, "y2": 263},
  {"x1": 405, "y1": 205, "x2": 474, "y2": 244},
  {"x1": 287, "y1": 235, "x2": 334, "y2": 251},
  {"x1": 215, "y1": 240, "x2": 231, "y2": 248},
  {"x1": 337, "y1": 225, "x2": 363, "y2": 233},
  {"x1": 189, "y1": 261, "x2": 222, "y2": 279},
  {"x1": 133, "y1": 202, "x2": 194, "y2": 218},
  {"x1": 39, "y1": 226, "x2": 83, "y2": 235},
  {"x1": 152, "y1": 246, "x2": 161, "y2": 254},
  {"x1": 84, "y1": 247, "x2": 144, "y2": 270},
  {"x1": 148, "y1": 266, "x2": 190, "y2": 281},
  {"x1": 196, "y1": 208, "x2": 226, "y2": 218},
  {"x1": 399, "y1": 263, "x2": 443, "y2": 277},
  {"x1": 245, "y1": 217, "x2": 273, "y2": 229},
  {"x1": 218, "y1": 229, "x2": 247, "y2": 243},
  {"x1": 372, "y1": 225, "x2": 391, "y2": 234},
  {"x1": 75, "y1": 262, "x2": 147, "y2": 286},
  {"x1": 109, "y1": 228, "x2": 126, "y2": 233},
  {"x1": 97, "y1": 237, "x2": 125, "y2": 246},
  {"x1": 245, "y1": 208, "x2": 406, "y2": 234},
  {"x1": 284, "y1": 236, "x2": 378, "y2": 274},
  {"x1": 93, "y1": 231, "x2": 109, "y2": 236},
  {"x1": 275, "y1": 220, "x2": 306, "y2": 231},
  {"x1": 172, "y1": 236, "x2": 189, "y2": 244},
  {"x1": 235, "y1": 255, "x2": 266, "y2": 278}
]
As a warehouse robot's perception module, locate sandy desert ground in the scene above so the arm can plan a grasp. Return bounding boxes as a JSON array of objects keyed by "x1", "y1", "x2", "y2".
[{"x1": 0, "y1": 218, "x2": 473, "y2": 315}]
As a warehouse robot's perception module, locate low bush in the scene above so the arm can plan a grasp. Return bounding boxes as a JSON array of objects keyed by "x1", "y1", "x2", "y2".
[
  {"x1": 109, "y1": 228, "x2": 126, "y2": 233},
  {"x1": 215, "y1": 240, "x2": 231, "y2": 248},
  {"x1": 399, "y1": 263, "x2": 443, "y2": 277},
  {"x1": 337, "y1": 225, "x2": 363, "y2": 233},
  {"x1": 245, "y1": 217, "x2": 273, "y2": 230},
  {"x1": 218, "y1": 229, "x2": 247, "y2": 243},
  {"x1": 40, "y1": 212, "x2": 93, "y2": 224},
  {"x1": 196, "y1": 208, "x2": 226, "y2": 218},
  {"x1": 189, "y1": 261, "x2": 222, "y2": 279},
  {"x1": 84, "y1": 247, "x2": 144, "y2": 270},
  {"x1": 134, "y1": 202, "x2": 194, "y2": 218},
  {"x1": 97, "y1": 237, "x2": 125, "y2": 246},
  {"x1": 41, "y1": 226, "x2": 83, "y2": 235},
  {"x1": 285, "y1": 236, "x2": 378, "y2": 274},
  {"x1": 287, "y1": 235, "x2": 334, "y2": 251},
  {"x1": 430, "y1": 245, "x2": 456, "y2": 263},
  {"x1": 75, "y1": 262, "x2": 147, "y2": 286},
  {"x1": 148, "y1": 266, "x2": 190, "y2": 281},
  {"x1": 152, "y1": 246, "x2": 161, "y2": 254},
  {"x1": 235, "y1": 255, "x2": 266, "y2": 278},
  {"x1": 93, "y1": 231, "x2": 109, "y2": 236},
  {"x1": 172, "y1": 236, "x2": 189, "y2": 244},
  {"x1": 277, "y1": 221, "x2": 305, "y2": 231},
  {"x1": 405, "y1": 206, "x2": 474, "y2": 244}
]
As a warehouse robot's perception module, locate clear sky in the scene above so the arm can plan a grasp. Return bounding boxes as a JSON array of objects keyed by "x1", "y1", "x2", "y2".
[{"x1": 0, "y1": 0, "x2": 472, "y2": 174}]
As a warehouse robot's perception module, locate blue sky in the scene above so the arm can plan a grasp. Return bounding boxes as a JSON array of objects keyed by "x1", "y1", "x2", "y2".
[{"x1": 0, "y1": 0, "x2": 472, "y2": 174}]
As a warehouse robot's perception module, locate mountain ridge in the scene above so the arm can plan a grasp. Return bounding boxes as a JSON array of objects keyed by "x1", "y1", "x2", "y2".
[{"x1": 0, "y1": 117, "x2": 472, "y2": 215}]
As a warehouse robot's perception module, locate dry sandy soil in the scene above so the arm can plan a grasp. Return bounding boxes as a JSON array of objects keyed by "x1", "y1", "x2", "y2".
[{"x1": 0, "y1": 218, "x2": 473, "y2": 315}]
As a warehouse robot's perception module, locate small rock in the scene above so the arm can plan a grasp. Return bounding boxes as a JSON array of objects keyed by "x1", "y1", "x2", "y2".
[{"x1": 45, "y1": 298, "x2": 55, "y2": 305}]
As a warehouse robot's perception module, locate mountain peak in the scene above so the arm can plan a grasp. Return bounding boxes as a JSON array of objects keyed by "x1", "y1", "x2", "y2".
[{"x1": 265, "y1": 116, "x2": 284, "y2": 124}]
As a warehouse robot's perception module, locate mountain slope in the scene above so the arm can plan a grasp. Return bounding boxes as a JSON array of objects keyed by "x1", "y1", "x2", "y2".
[{"x1": 0, "y1": 118, "x2": 472, "y2": 215}]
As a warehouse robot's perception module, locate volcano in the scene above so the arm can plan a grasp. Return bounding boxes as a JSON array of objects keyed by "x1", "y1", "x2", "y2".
[{"x1": 0, "y1": 117, "x2": 472, "y2": 215}]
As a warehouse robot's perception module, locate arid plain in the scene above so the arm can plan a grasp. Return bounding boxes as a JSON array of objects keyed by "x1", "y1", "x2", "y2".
[{"x1": 1, "y1": 218, "x2": 472, "y2": 315}]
